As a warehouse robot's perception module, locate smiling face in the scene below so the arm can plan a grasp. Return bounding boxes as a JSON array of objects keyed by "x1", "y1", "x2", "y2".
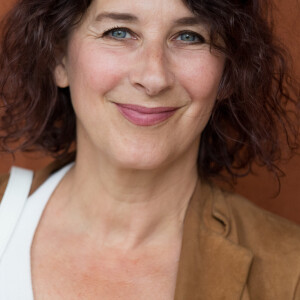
[{"x1": 55, "y1": 0, "x2": 225, "y2": 171}]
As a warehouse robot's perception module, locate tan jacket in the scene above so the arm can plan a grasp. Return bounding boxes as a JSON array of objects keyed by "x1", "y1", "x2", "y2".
[{"x1": 1, "y1": 157, "x2": 300, "y2": 299}]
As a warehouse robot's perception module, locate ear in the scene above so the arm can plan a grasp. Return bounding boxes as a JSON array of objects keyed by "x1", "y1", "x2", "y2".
[{"x1": 54, "y1": 57, "x2": 69, "y2": 88}]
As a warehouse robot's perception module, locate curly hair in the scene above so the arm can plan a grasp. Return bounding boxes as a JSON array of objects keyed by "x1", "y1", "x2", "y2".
[{"x1": 0, "y1": 0, "x2": 299, "y2": 181}]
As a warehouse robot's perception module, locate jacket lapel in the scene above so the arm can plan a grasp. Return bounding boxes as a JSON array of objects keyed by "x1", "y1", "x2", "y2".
[{"x1": 174, "y1": 182, "x2": 253, "y2": 300}]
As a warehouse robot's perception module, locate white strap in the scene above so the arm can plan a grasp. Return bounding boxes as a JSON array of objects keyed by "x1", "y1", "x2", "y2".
[{"x1": 0, "y1": 167, "x2": 33, "y2": 260}]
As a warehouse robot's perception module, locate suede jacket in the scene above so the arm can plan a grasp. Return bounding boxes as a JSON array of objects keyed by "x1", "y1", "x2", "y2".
[{"x1": 1, "y1": 157, "x2": 300, "y2": 300}]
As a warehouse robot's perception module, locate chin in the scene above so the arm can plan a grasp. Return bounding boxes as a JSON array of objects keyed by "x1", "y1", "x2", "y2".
[{"x1": 109, "y1": 147, "x2": 171, "y2": 171}]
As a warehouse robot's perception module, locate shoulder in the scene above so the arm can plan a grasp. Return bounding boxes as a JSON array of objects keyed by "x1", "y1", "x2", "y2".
[
  {"x1": 220, "y1": 187, "x2": 300, "y2": 253},
  {"x1": 209, "y1": 184, "x2": 300, "y2": 297},
  {"x1": 0, "y1": 152, "x2": 76, "y2": 203}
]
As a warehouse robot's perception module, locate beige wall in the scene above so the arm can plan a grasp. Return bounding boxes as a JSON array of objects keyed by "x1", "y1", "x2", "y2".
[{"x1": 1, "y1": 1, "x2": 300, "y2": 223}]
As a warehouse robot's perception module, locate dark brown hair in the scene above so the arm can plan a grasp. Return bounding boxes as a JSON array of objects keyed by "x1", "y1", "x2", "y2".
[{"x1": 0, "y1": 0, "x2": 299, "y2": 181}]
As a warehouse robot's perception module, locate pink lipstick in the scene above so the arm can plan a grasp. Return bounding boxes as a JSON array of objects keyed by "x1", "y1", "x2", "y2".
[{"x1": 115, "y1": 103, "x2": 179, "y2": 126}]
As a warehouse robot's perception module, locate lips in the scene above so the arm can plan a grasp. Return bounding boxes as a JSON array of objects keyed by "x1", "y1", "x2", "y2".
[{"x1": 115, "y1": 103, "x2": 179, "y2": 126}]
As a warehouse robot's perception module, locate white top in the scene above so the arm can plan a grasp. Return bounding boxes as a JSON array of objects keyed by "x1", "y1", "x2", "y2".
[{"x1": 0, "y1": 163, "x2": 73, "y2": 300}]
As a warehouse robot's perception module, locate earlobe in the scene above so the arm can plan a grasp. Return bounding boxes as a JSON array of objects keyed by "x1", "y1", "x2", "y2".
[{"x1": 54, "y1": 59, "x2": 69, "y2": 88}]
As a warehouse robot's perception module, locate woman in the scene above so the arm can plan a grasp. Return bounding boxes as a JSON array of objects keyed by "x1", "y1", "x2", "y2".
[{"x1": 0, "y1": 0, "x2": 299, "y2": 299}]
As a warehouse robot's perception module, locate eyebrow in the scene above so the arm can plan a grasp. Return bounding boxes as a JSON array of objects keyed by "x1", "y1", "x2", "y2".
[
  {"x1": 173, "y1": 16, "x2": 204, "y2": 26},
  {"x1": 95, "y1": 12, "x2": 139, "y2": 23},
  {"x1": 95, "y1": 12, "x2": 204, "y2": 27}
]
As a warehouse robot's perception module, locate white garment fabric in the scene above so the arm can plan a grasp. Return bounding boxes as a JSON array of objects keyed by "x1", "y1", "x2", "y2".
[{"x1": 0, "y1": 163, "x2": 73, "y2": 300}]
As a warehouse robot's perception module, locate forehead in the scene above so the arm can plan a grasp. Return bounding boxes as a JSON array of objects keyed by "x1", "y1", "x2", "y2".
[{"x1": 87, "y1": 0, "x2": 196, "y2": 23}]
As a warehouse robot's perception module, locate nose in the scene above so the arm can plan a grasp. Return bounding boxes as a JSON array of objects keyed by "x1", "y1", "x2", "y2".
[{"x1": 129, "y1": 44, "x2": 175, "y2": 97}]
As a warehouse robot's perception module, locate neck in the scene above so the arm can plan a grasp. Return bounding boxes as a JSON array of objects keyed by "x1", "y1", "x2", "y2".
[{"x1": 56, "y1": 145, "x2": 199, "y2": 252}]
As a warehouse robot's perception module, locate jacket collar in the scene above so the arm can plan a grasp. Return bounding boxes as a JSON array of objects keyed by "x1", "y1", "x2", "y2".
[{"x1": 174, "y1": 181, "x2": 253, "y2": 300}]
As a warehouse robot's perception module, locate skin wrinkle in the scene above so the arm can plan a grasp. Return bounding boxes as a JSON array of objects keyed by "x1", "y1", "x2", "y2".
[
  {"x1": 0, "y1": 0, "x2": 296, "y2": 184},
  {"x1": 49, "y1": 0, "x2": 225, "y2": 253},
  {"x1": 30, "y1": 0, "x2": 225, "y2": 298},
  {"x1": 0, "y1": 0, "x2": 295, "y2": 299},
  {"x1": 56, "y1": 0, "x2": 225, "y2": 237}
]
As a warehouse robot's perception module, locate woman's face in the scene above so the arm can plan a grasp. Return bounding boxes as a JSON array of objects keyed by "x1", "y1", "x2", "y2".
[{"x1": 55, "y1": 0, "x2": 225, "y2": 170}]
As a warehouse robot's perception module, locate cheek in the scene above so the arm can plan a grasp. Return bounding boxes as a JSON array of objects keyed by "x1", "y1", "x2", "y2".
[
  {"x1": 173, "y1": 51, "x2": 225, "y2": 111},
  {"x1": 66, "y1": 44, "x2": 130, "y2": 96}
]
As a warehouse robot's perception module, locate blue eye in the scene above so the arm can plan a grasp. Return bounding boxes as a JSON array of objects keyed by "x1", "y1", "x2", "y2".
[
  {"x1": 111, "y1": 29, "x2": 127, "y2": 38},
  {"x1": 177, "y1": 32, "x2": 205, "y2": 43},
  {"x1": 105, "y1": 28, "x2": 132, "y2": 39}
]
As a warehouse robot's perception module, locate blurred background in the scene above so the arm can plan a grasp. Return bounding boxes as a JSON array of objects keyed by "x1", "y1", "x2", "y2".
[{"x1": 0, "y1": 0, "x2": 300, "y2": 223}]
